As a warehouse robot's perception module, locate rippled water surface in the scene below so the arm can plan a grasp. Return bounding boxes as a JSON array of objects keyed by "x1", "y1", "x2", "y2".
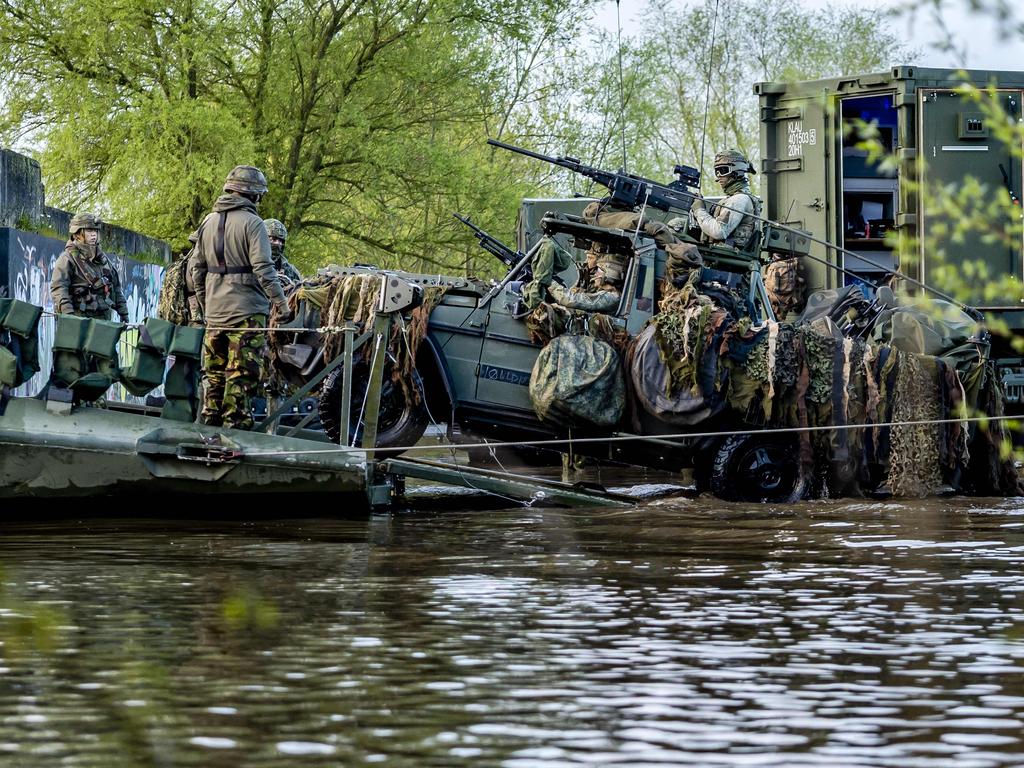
[{"x1": 1, "y1": 494, "x2": 1023, "y2": 767}]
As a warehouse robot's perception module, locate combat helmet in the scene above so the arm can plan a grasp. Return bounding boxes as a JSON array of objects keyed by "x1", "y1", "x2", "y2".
[
  {"x1": 264, "y1": 218, "x2": 287, "y2": 241},
  {"x1": 713, "y1": 149, "x2": 756, "y2": 177},
  {"x1": 69, "y1": 212, "x2": 102, "y2": 235},
  {"x1": 223, "y1": 165, "x2": 269, "y2": 196}
]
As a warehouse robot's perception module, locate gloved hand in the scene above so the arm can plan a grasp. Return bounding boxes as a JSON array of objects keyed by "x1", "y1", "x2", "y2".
[
  {"x1": 666, "y1": 217, "x2": 688, "y2": 232},
  {"x1": 274, "y1": 302, "x2": 294, "y2": 324},
  {"x1": 690, "y1": 192, "x2": 705, "y2": 212}
]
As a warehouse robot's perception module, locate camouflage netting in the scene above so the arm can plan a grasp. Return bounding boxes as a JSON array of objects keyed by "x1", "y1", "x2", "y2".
[
  {"x1": 626, "y1": 276, "x2": 1019, "y2": 498},
  {"x1": 268, "y1": 274, "x2": 447, "y2": 401},
  {"x1": 157, "y1": 256, "x2": 191, "y2": 326},
  {"x1": 529, "y1": 332, "x2": 624, "y2": 428}
]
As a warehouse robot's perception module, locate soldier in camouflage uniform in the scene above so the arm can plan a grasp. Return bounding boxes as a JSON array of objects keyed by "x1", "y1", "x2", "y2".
[
  {"x1": 547, "y1": 264, "x2": 622, "y2": 314},
  {"x1": 190, "y1": 165, "x2": 291, "y2": 430},
  {"x1": 50, "y1": 212, "x2": 130, "y2": 323},
  {"x1": 690, "y1": 149, "x2": 762, "y2": 250},
  {"x1": 583, "y1": 199, "x2": 703, "y2": 286},
  {"x1": 263, "y1": 218, "x2": 303, "y2": 287}
]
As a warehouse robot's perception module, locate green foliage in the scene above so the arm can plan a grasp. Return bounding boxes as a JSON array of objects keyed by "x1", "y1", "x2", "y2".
[{"x1": 0, "y1": 0, "x2": 908, "y2": 275}]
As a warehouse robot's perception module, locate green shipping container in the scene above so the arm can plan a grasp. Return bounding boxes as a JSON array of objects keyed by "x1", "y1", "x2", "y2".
[{"x1": 756, "y1": 66, "x2": 1024, "y2": 404}]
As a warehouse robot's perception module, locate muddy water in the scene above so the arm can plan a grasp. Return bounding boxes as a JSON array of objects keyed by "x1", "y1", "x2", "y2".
[{"x1": 0, "y1": 495, "x2": 1022, "y2": 766}]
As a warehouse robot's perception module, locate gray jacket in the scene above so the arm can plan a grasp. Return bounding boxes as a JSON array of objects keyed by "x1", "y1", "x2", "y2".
[{"x1": 190, "y1": 194, "x2": 287, "y2": 327}]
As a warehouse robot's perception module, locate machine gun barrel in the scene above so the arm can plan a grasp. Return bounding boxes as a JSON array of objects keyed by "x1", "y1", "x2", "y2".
[
  {"x1": 454, "y1": 213, "x2": 523, "y2": 270},
  {"x1": 487, "y1": 138, "x2": 699, "y2": 216}
]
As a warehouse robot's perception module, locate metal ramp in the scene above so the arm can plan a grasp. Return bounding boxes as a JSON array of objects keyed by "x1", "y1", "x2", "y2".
[{"x1": 378, "y1": 457, "x2": 635, "y2": 509}]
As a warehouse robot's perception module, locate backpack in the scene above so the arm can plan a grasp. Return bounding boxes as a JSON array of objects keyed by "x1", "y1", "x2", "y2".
[{"x1": 157, "y1": 252, "x2": 192, "y2": 326}]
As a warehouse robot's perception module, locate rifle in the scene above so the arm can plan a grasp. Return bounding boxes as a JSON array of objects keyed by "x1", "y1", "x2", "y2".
[
  {"x1": 487, "y1": 138, "x2": 701, "y2": 215},
  {"x1": 454, "y1": 213, "x2": 524, "y2": 270}
]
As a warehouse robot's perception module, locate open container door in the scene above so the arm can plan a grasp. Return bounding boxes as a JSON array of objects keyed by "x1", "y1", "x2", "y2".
[{"x1": 919, "y1": 87, "x2": 1023, "y2": 308}]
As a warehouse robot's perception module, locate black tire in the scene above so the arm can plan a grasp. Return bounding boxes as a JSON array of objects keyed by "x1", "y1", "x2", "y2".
[
  {"x1": 709, "y1": 434, "x2": 807, "y2": 503},
  {"x1": 318, "y1": 365, "x2": 428, "y2": 455}
]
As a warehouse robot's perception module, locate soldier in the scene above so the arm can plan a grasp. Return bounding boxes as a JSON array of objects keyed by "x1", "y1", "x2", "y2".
[
  {"x1": 50, "y1": 212, "x2": 129, "y2": 323},
  {"x1": 184, "y1": 231, "x2": 204, "y2": 327},
  {"x1": 690, "y1": 149, "x2": 762, "y2": 250},
  {"x1": 263, "y1": 218, "x2": 303, "y2": 287},
  {"x1": 190, "y1": 165, "x2": 291, "y2": 430},
  {"x1": 585, "y1": 199, "x2": 703, "y2": 286},
  {"x1": 547, "y1": 262, "x2": 622, "y2": 314}
]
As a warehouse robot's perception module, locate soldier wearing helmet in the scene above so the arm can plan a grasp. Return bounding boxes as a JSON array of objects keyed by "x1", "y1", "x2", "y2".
[
  {"x1": 690, "y1": 149, "x2": 763, "y2": 251},
  {"x1": 263, "y1": 218, "x2": 302, "y2": 287},
  {"x1": 50, "y1": 212, "x2": 130, "y2": 323},
  {"x1": 546, "y1": 259, "x2": 622, "y2": 314},
  {"x1": 189, "y1": 165, "x2": 291, "y2": 430}
]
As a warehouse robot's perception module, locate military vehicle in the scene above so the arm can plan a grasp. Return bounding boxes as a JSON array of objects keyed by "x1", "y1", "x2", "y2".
[{"x1": 754, "y1": 66, "x2": 1024, "y2": 406}]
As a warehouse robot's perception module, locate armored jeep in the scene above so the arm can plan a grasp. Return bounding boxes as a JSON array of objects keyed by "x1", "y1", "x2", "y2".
[{"x1": 268, "y1": 194, "x2": 830, "y2": 503}]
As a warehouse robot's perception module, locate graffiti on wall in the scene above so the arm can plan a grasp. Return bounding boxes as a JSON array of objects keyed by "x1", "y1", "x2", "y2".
[{"x1": 4, "y1": 229, "x2": 164, "y2": 399}]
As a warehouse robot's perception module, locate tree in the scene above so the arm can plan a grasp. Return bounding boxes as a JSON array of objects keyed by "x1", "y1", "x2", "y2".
[{"x1": 0, "y1": 0, "x2": 597, "y2": 274}]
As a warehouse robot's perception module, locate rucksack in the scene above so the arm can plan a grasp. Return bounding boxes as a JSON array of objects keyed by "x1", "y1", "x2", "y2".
[{"x1": 157, "y1": 252, "x2": 192, "y2": 326}]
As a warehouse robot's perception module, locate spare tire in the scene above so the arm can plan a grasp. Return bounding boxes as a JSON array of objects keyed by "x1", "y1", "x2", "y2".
[
  {"x1": 631, "y1": 324, "x2": 713, "y2": 425},
  {"x1": 318, "y1": 364, "x2": 428, "y2": 455}
]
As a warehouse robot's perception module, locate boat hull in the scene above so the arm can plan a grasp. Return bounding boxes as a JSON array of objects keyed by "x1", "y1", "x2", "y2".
[{"x1": 0, "y1": 397, "x2": 367, "y2": 499}]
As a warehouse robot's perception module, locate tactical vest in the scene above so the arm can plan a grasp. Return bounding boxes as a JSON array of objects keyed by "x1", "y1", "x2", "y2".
[
  {"x1": 66, "y1": 250, "x2": 119, "y2": 317},
  {"x1": 708, "y1": 190, "x2": 763, "y2": 252}
]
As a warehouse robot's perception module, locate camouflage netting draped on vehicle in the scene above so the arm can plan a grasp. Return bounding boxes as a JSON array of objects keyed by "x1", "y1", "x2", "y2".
[
  {"x1": 268, "y1": 274, "x2": 447, "y2": 402},
  {"x1": 628, "y1": 273, "x2": 1020, "y2": 498}
]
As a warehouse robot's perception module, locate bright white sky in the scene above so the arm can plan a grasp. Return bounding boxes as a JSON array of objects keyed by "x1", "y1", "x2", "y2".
[{"x1": 599, "y1": 0, "x2": 1024, "y2": 72}]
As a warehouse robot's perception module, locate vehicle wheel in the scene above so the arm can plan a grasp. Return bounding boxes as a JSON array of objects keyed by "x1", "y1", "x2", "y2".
[
  {"x1": 318, "y1": 365, "x2": 428, "y2": 455},
  {"x1": 709, "y1": 434, "x2": 807, "y2": 503}
]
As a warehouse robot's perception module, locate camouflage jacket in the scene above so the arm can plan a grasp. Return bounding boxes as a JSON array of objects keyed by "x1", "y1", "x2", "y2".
[
  {"x1": 50, "y1": 241, "x2": 129, "y2": 322},
  {"x1": 190, "y1": 194, "x2": 287, "y2": 327}
]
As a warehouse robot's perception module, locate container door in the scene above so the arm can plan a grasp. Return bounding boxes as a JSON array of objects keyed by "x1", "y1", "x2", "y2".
[
  {"x1": 919, "y1": 88, "x2": 1023, "y2": 306},
  {"x1": 760, "y1": 88, "x2": 837, "y2": 289}
]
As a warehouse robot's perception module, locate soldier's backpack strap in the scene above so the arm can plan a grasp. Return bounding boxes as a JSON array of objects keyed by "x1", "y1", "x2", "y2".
[{"x1": 207, "y1": 210, "x2": 254, "y2": 275}]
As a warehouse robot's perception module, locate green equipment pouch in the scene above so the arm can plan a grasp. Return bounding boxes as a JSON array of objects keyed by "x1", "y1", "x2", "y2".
[
  {"x1": 120, "y1": 347, "x2": 167, "y2": 396},
  {"x1": 52, "y1": 349, "x2": 86, "y2": 388},
  {"x1": 162, "y1": 358, "x2": 195, "y2": 399},
  {"x1": 0, "y1": 345, "x2": 17, "y2": 388},
  {"x1": 1, "y1": 299, "x2": 43, "y2": 339},
  {"x1": 169, "y1": 325, "x2": 204, "y2": 359},
  {"x1": 160, "y1": 357, "x2": 200, "y2": 421},
  {"x1": 141, "y1": 317, "x2": 175, "y2": 353},
  {"x1": 72, "y1": 371, "x2": 113, "y2": 402},
  {"x1": 85, "y1": 319, "x2": 124, "y2": 360},
  {"x1": 54, "y1": 314, "x2": 91, "y2": 351},
  {"x1": 159, "y1": 398, "x2": 195, "y2": 422}
]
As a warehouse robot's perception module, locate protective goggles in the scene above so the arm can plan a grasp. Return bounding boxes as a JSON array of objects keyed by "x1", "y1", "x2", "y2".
[{"x1": 714, "y1": 164, "x2": 736, "y2": 177}]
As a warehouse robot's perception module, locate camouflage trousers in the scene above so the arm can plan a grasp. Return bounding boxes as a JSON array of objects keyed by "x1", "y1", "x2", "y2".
[{"x1": 200, "y1": 315, "x2": 267, "y2": 430}]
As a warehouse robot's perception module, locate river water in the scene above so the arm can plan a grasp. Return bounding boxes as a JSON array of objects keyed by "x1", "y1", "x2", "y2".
[{"x1": 0, "y1": 492, "x2": 1022, "y2": 767}]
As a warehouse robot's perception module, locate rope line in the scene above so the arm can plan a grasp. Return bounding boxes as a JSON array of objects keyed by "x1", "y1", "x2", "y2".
[{"x1": 242, "y1": 413, "x2": 1021, "y2": 458}]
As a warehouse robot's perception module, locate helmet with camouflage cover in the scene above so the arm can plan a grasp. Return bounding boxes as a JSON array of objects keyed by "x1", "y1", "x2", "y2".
[
  {"x1": 223, "y1": 165, "x2": 269, "y2": 196},
  {"x1": 264, "y1": 218, "x2": 287, "y2": 241},
  {"x1": 713, "y1": 149, "x2": 756, "y2": 177},
  {"x1": 69, "y1": 212, "x2": 102, "y2": 235}
]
